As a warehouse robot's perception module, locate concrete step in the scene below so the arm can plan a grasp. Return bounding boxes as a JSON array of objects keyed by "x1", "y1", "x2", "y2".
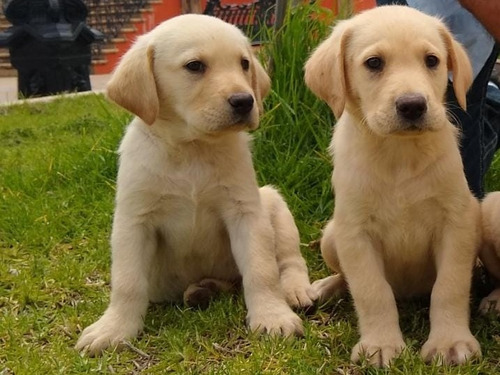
[
  {"x1": 120, "y1": 26, "x2": 137, "y2": 33},
  {"x1": 0, "y1": 68, "x2": 17, "y2": 78},
  {"x1": 102, "y1": 46, "x2": 119, "y2": 54}
]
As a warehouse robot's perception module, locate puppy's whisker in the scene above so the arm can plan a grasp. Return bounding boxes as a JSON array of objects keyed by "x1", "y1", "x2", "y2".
[
  {"x1": 445, "y1": 107, "x2": 462, "y2": 129},
  {"x1": 354, "y1": 110, "x2": 375, "y2": 136},
  {"x1": 360, "y1": 119, "x2": 375, "y2": 136}
]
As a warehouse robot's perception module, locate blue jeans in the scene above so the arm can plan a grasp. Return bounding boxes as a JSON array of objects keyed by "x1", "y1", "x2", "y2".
[
  {"x1": 376, "y1": 0, "x2": 500, "y2": 198},
  {"x1": 448, "y1": 46, "x2": 500, "y2": 198}
]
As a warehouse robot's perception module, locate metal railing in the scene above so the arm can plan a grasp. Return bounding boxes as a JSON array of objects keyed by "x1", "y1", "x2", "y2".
[
  {"x1": 203, "y1": 0, "x2": 276, "y2": 44},
  {"x1": 84, "y1": 0, "x2": 148, "y2": 61}
]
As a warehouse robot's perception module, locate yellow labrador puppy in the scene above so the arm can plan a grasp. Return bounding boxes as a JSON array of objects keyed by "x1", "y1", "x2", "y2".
[
  {"x1": 479, "y1": 192, "x2": 500, "y2": 313},
  {"x1": 305, "y1": 6, "x2": 481, "y2": 367},
  {"x1": 76, "y1": 14, "x2": 315, "y2": 355}
]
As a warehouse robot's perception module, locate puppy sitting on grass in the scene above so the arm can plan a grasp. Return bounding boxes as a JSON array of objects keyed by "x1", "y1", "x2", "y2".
[
  {"x1": 305, "y1": 6, "x2": 481, "y2": 367},
  {"x1": 76, "y1": 14, "x2": 315, "y2": 355}
]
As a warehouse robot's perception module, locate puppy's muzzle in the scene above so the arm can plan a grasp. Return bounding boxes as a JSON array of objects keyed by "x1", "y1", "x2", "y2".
[
  {"x1": 396, "y1": 93, "x2": 427, "y2": 123},
  {"x1": 228, "y1": 93, "x2": 254, "y2": 116}
]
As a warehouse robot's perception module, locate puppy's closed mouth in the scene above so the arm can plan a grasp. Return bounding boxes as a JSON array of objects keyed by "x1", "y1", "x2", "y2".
[
  {"x1": 394, "y1": 120, "x2": 429, "y2": 134},
  {"x1": 213, "y1": 93, "x2": 257, "y2": 131},
  {"x1": 205, "y1": 119, "x2": 255, "y2": 135},
  {"x1": 202, "y1": 111, "x2": 256, "y2": 133},
  {"x1": 230, "y1": 114, "x2": 256, "y2": 128}
]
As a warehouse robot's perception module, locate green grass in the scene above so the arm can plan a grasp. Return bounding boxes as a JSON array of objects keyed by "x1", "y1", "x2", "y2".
[{"x1": 1, "y1": 4, "x2": 500, "y2": 374}]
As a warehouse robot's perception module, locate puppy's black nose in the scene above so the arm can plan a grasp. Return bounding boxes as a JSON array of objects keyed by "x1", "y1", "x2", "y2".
[
  {"x1": 396, "y1": 94, "x2": 427, "y2": 121},
  {"x1": 228, "y1": 93, "x2": 254, "y2": 115}
]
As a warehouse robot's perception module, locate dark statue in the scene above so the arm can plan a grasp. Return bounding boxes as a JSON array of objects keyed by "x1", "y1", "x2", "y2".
[{"x1": 0, "y1": 0, "x2": 103, "y2": 98}]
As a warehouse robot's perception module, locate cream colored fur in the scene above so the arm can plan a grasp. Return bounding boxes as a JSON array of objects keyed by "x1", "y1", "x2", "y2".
[
  {"x1": 75, "y1": 14, "x2": 315, "y2": 355},
  {"x1": 479, "y1": 192, "x2": 500, "y2": 313},
  {"x1": 305, "y1": 5, "x2": 481, "y2": 367}
]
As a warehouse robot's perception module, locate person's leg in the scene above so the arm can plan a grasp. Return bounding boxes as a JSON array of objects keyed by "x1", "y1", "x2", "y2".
[
  {"x1": 376, "y1": 0, "x2": 407, "y2": 5},
  {"x1": 447, "y1": 45, "x2": 500, "y2": 198},
  {"x1": 484, "y1": 81, "x2": 500, "y2": 177}
]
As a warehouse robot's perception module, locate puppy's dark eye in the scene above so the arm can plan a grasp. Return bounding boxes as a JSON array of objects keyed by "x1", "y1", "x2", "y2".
[
  {"x1": 365, "y1": 57, "x2": 384, "y2": 72},
  {"x1": 241, "y1": 58, "x2": 250, "y2": 71},
  {"x1": 425, "y1": 54, "x2": 439, "y2": 68},
  {"x1": 185, "y1": 60, "x2": 206, "y2": 73}
]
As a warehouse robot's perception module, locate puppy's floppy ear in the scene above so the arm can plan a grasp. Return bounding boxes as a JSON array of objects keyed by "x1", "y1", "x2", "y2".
[
  {"x1": 251, "y1": 55, "x2": 271, "y2": 113},
  {"x1": 106, "y1": 36, "x2": 159, "y2": 125},
  {"x1": 440, "y1": 26, "x2": 473, "y2": 110},
  {"x1": 305, "y1": 21, "x2": 350, "y2": 119}
]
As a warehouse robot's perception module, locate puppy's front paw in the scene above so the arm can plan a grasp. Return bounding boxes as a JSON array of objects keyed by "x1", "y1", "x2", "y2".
[
  {"x1": 75, "y1": 310, "x2": 143, "y2": 356},
  {"x1": 281, "y1": 277, "x2": 317, "y2": 308},
  {"x1": 247, "y1": 302, "x2": 303, "y2": 337},
  {"x1": 421, "y1": 333, "x2": 481, "y2": 365},
  {"x1": 479, "y1": 288, "x2": 500, "y2": 314},
  {"x1": 351, "y1": 336, "x2": 405, "y2": 367}
]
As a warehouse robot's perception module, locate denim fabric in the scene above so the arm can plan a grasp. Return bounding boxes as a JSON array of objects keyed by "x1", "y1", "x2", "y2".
[
  {"x1": 376, "y1": 0, "x2": 407, "y2": 5},
  {"x1": 484, "y1": 83, "x2": 500, "y2": 180},
  {"x1": 375, "y1": 0, "x2": 500, "y2": 198},
  {"x1": 446, "y1": 46, "x2": 500, "y2": 198}
]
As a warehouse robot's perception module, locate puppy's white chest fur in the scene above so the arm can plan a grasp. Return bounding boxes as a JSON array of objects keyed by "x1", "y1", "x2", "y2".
[
  {"x1": 149, "y1": 197, "x2": 238, "y2": 302},
  {"x1": 363, "y1": 190, "x2": 440, "y2": 296}
]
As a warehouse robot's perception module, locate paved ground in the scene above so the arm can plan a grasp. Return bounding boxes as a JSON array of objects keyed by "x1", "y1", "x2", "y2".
[{"x1": 0, "y1": 74, "x2": 111, "y2": 105}]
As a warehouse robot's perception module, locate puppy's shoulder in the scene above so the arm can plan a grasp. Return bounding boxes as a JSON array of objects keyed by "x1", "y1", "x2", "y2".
[{"x1": 117, "y1": 118, "x2": 170, "y2": 178}]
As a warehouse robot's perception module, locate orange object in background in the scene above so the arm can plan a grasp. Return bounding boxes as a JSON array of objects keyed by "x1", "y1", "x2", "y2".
[
  {"x1": 320, "y1": 0, "x2": 376, "y2": 13},
  {"x1": 353, "y1": 0, "x2": 376, "y2": 12}
]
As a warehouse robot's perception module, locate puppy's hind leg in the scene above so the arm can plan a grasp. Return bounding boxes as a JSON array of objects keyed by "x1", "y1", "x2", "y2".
[
  {"x1": 479, "y1": 241, "x2": 500, "y2": 314},
  {"x1": 183, "y1": 278, "x2": 239, "y2": 309},
  {"x1": 260, "y1": 186, "x2": 317, "y2": 308},
  {"x1": 480, "y1": 287, "x2": 500, "y2": 314},
  {"x1": 312, "y1": 219, "x2": 348, "y2": 302}
]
